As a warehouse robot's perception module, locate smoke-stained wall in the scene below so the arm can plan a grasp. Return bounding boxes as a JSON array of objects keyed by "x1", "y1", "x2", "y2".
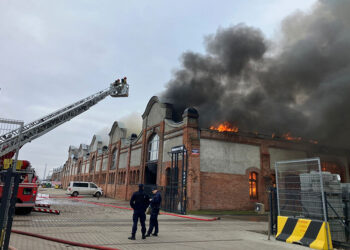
[{"x1": 200, "y1": 139, "x2": 260, "y2": 174}]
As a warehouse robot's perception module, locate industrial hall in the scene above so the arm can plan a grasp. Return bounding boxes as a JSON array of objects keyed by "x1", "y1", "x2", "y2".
[{"x1": 60, "y1": 96, "x2": 350, "y2": 212}]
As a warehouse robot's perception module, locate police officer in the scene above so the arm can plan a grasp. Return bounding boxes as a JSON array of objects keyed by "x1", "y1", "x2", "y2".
[
  {"x1": 146, "y1": 186, "x2": 162, "y2": 237},
  {"x1": 128, "y1": 184, "x2": 150, "y2": 240}
]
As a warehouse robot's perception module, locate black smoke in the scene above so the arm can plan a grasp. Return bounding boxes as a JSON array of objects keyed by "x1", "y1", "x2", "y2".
[{"x1": 161, "y1": 0, "x2": 350, "y2": 149}]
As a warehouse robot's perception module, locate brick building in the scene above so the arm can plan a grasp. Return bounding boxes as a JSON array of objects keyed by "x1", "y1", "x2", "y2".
[{"x1": 61, "y1": 96, "x2": 350, "y2": 211}]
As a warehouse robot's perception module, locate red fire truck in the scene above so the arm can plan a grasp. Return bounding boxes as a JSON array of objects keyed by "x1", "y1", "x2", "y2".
[
  {"x1": 0, "y1": 77, "x2": 129, "y2": 215},
  {"x1": 0, "y1": 159, "x2": 38, "y2": 215}
]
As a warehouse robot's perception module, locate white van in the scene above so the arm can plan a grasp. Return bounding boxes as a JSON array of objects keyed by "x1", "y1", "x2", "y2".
[{"x1": 66, "y1": 181, "x2": 103, "y2": 197}]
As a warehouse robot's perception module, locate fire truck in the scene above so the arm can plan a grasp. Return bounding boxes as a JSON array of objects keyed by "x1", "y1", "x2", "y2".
[
  {"x1": 0, "y1": 77, "x2": 129, "y2": 214},
  {"x1": 0, "y1": 159, "x2": 38, "y2": 214}
]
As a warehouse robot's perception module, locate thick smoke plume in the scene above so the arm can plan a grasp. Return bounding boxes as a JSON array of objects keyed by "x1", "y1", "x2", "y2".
[{"x1": 162, "y1": 0, "x2": 350, "y2": 149}]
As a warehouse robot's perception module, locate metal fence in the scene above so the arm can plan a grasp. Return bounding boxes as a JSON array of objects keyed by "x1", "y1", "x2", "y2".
[
  {"x1": 275, "y1": 158, "x2": 327, "y2": 221},
  {"x1": 144, "y1": 184, "x2": 186, "y2": 214},
  {"x1": 274, "y1": 157, "x2": 350, "y2": 246}
]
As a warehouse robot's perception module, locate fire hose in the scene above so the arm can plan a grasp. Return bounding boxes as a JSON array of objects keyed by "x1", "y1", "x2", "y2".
[{"x1": 11, "y1": 229, "x2": 120, "y2": 250}]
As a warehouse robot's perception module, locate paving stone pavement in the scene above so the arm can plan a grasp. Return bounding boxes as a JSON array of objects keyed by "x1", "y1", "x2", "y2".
[{"x1": 9, "y1": 188, "x2": 307, "y2": 249}]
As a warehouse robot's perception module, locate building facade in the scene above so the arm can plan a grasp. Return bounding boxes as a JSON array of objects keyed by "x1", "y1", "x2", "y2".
[{"x1": 61, "y1": 96, "x2": 350, "y2": 211}]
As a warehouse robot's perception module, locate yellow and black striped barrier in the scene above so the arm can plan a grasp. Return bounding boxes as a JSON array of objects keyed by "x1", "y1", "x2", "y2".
[{"x1": 276, "y1": 216, "x2": 333, "y2": 250}]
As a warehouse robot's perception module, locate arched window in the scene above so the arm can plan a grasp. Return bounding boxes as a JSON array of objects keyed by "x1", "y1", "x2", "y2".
[
  {"x1": 249, "y1": 172, "x2": 258, "y2": 200},
  {"x1": 148, "y1": 134, "x2": 159, "y2": 162},
  {"x1": 110, "y1": 149, "x2": 117, "y2": 170}
]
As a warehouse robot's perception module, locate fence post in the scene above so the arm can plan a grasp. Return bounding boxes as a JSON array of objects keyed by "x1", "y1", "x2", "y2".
[
  {"x1": 345, "y1": 200, "x2": 349, "y2": 242},
  {"x1": 268, "y1": 188, "x2": 272, "y2": 240},
  {"x1": 0, "y1": 119, "x2": 24, "y2": 250},
  {"x1": 3, "y1": 173, "x2": 21, "y2": 248}
]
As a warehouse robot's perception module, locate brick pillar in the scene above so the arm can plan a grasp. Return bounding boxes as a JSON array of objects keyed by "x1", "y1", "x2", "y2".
[
  {"x1": 125, "y1": 143, "x2": 132, "y2": 200},
  {"x1": 182, "y1": 108, "x2": 200, "y2": 211},
  {"x1": 157, "y1": 121, "x2": 165, "y2": 185},
  {"x1": 105, "y1": 144, "x2": 112, "y2": 196},
  {"x1": 140, "y1": 128, "x2": 147, "y2": 184},
  {"x1": 98, "y1": 155, "x2": 103, "y2": 184},
  {"x1": 114, "y1": 141, "x2": 121, "y2": 198}
]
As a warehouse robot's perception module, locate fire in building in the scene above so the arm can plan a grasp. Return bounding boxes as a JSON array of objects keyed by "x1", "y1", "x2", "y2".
[
  {"x1": 60, "y1": 96, "x2": 349, "y2": 212},
  {"x1": 61, "y1": 1, "x2": 350, "y2": 212}
]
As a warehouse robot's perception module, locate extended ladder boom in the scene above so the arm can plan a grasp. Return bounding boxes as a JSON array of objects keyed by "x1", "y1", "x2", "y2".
[{"x1": 0, "y1": 79, "x2": 129, "y2": 158}]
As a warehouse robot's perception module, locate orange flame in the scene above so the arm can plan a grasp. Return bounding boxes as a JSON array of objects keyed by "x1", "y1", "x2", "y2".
[
  {"x1": 210, "y1": 122, "x2": 238, "y2": 133},
  {"x1": 210, "y1": 124, "x2": 318, "y2": 145},
  {"x1": 282, "y1": 132, "x2": 302, "y2": 142}
]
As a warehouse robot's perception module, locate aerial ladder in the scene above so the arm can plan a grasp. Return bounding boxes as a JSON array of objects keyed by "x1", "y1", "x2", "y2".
[
  {"x1": 0, "y1": 77, "x2": 129, "y2": 249},
  {"x1": 0, "y1": 77, "x2": 129, "y2": 161}
]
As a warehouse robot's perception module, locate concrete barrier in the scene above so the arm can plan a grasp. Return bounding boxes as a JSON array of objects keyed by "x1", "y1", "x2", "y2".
[{"x1": 276, "y1": 216, "x2": 333, "y2": 249}]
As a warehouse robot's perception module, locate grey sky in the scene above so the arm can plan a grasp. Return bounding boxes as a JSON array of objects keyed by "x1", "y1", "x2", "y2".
[{"x1": 0, "y1": 0, "x2": 315, "y2": 178}]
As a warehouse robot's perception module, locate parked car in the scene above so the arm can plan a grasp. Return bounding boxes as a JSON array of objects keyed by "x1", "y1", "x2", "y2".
[
  {"x1": 66, "y1": 181, "x2": 103, "y2": 197},
  {"x1": 41, "y1": 182, "x2": 52, "y2": 188}
]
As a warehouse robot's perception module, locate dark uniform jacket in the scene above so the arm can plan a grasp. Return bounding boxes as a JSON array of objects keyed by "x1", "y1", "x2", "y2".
[
  {"x1": 130, "y1": 190, "x2": 150, "y2": 212},
  {"x1": 150, "y1": 192, "x2": 161, "y2": 210}
]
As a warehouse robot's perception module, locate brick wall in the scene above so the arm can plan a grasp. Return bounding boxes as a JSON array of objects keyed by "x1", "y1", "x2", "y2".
[
  {"x1": 106, "y1": 184, "x2": 115, "y2": 197},
  {"x1": 126, "y1": 185, "x2": 138, "y2": 200},
  {"x1": 116, "y1": 185, "x2": 126, "y2": 200},
  {"x1": 60, "y1": 96, "x2": 350, "y2": 212},
  {"x1": 200, "y1": 172, "x2": 255, "y2": 210}
]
